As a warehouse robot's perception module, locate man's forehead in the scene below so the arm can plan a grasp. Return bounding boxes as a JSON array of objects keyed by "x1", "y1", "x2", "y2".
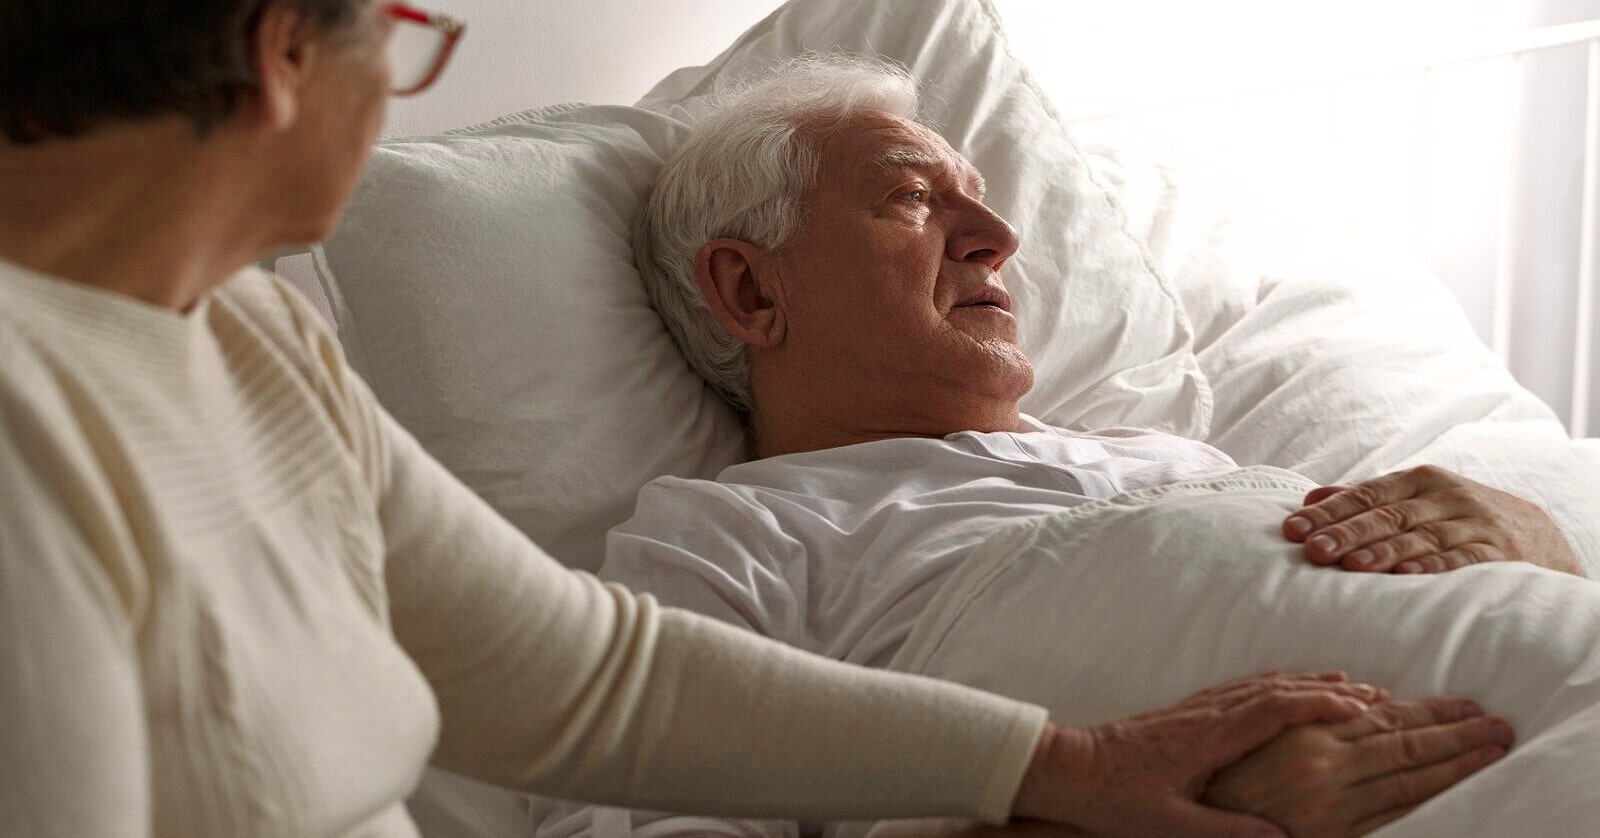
[{"x1": 820, "y1": 112, "x2": 983, "y2": 190}]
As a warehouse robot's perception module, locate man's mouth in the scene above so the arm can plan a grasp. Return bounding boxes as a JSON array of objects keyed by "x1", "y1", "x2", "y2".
[{"x1": 954, "y1": 284, "x2": 1013, "y2": 313}]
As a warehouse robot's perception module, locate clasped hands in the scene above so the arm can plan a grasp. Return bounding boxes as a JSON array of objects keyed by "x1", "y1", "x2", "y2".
[{"x1": 996, "y1": 672, "x2": 1511, "y2": 838}]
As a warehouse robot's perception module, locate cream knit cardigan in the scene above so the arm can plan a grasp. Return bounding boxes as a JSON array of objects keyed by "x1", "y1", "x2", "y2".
[{"x1": 0, "y1": 260, "x2": 1044, "y2": 837}]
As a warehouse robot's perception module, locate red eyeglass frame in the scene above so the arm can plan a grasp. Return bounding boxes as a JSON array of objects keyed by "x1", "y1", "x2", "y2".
[{"x1": 383, "y1": 2, "x2": 465, "y2": 96}]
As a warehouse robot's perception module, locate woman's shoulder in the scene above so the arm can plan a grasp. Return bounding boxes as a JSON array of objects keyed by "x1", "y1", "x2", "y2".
[
  {"x1": 211, "y1": 267, "x2": 362, "y2": 398},
  {"x1": 213, "y1": 267, "x2": 338, "y2": 355}
]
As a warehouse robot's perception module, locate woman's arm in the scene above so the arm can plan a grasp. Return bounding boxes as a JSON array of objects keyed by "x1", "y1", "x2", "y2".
[
  {"x1": 0, "y1": 380, "x2": 150, "y2": 836},
  {"x1": 358, "y1": 379, "x2": 1375, "y2": 830}
]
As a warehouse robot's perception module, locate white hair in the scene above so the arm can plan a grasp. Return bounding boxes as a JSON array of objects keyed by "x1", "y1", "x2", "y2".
[{"x1": 634, "y1": 53, "x2": 921, "y2": 413}]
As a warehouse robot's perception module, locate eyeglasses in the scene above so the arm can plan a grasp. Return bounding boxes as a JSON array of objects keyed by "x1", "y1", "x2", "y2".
[{"x1": 383, "y1": 3, "x2": 465, "y2": 96}]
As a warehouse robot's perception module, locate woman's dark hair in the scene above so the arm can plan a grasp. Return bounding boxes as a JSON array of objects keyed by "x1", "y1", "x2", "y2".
[{"x1": 0, "y1": 0, "x2": 364, "y2": 144}]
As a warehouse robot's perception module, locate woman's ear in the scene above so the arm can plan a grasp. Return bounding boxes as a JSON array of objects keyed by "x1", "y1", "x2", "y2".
[
  {"x1": 694, "y1": 238, "x2": 785, "y2": 349},
  {"x1": 247, "y1": 2, "x2": 313, "y2": 131}
]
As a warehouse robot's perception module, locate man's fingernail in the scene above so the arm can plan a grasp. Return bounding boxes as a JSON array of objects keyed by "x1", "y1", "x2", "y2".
[
  {"x1": 1309, "y1": 534, "x2": 1338, "y2": 553},
  {"x1": 1348, "y1": 549, "x2": 1373, "y2": 567},
  {"x1": 1459, "y1": 700, "x2": 1484, "y2": 718},
  {"x1": 1286, "y1": 517, "x2": 1312, "y2": 538},
  {"x1": 1397, "y1": 561, "x2": 1423, "y2": 574},
  {"x1": 1478, "y1": 745, "x2": 1508, "y2": 765},
  {"x1": 1488, "y1": 719, "x2": 1514, "y2": 744}
]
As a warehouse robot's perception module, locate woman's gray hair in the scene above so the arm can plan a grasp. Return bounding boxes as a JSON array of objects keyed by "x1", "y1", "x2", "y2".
[{"x1": 634, "y1": 53, "x2": 921, "y2": 413}]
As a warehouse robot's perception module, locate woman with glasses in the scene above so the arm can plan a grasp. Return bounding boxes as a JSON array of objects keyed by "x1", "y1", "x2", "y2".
[{"x1": 0, "y1": 2, "x2": 1393, "y2": 836}]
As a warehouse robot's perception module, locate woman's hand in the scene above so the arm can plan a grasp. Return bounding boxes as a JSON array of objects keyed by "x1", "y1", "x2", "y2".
[
  {"x1": 1010, "y1": 671, "x2": 1381, "y2": 837},
  {"x1": 1283, "y1": 465, "x2": 1583, "y2": 576},
  {"x1": 1203, "y1": 697, "x2": 1513, "y2": 836}
]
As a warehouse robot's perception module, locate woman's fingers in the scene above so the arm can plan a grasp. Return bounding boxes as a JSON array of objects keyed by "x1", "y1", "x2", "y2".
[{"x1": 1179, "y1": 671, "x2": 1360, "y2": 707}]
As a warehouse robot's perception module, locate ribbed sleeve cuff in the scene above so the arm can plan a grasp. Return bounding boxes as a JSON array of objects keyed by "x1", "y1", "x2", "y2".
[{"x1": 972, "y1": 701, "x2": 1049, "y2": 824}]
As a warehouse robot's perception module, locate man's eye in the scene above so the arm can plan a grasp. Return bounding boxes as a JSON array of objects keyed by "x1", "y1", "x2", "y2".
[{"x1": 901, "y1": 189, "x2": 927, "y2": 204}]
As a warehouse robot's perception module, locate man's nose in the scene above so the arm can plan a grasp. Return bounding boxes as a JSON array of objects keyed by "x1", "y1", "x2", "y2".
[{"x1": 947, "y1": 199, "x2": 1021, "y2": 270}]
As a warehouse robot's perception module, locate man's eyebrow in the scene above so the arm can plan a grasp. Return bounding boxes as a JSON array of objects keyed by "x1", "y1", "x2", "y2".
[
  {"x1": 875, "y1": 148, "x2": 944, "y2": 172},
  {"x1": 873, "y1": 148, "x2": 987, "y2": 199}
]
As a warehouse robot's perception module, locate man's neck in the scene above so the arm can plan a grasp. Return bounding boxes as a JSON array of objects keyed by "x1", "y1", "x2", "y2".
[
  {"x1": 0, "y1": 119, "x2": 273, "y2": 312},
  {"x1": 746, "y1": 382, "x2": 1023, "y2": 460}
]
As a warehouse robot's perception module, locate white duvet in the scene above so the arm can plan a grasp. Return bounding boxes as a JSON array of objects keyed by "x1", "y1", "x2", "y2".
[{"x1": 873, "y1": 465, "x2": 1600, "y2": 836}]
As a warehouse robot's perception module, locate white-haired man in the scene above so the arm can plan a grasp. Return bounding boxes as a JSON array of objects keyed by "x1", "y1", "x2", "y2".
[{"x1": 532, "y1": 57, "x2": 1587, "y2": 837}]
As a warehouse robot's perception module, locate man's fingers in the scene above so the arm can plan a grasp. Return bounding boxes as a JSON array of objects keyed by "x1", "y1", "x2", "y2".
[
  {"x1": 1285, "y1": 471, "x2": 1427, "y2": 539},
  {"x1": 1301, "y1": 485, "x2": 1348, "y2": 507},
  {"x1": 1331, "y1": 697, "x2": 1483, "y2": 740},
  {"x1": 1354, "y1": 742, "x2": 1507, "y2": 816},
  {"x1": 1336, "y1": 521, "x2": 1480, "y2": 571},
  {"x1": 1298, "y1": 499, "x2": 1463, "y2": 564},
  {"x1": 1351, "y1": 715, "x2": 1514, "y2": 781},
  {"x1": 1285, "y1": 465, "x2": 1466, "y2": 547},
  {"x1": 1394, "y1": 544, "x2": 1505, "y2": 574}
]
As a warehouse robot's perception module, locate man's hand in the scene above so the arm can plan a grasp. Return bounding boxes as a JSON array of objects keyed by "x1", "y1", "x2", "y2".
[
  {"x1": 1203, "y1": 697, "x2": 1513, "y2": 837},
  {"x1": 1283, "y1": 465, "x2": 1583, "y2": 576},
  {"x1": 1010, "y1": 671, "x2": 1382, "y2": 837}
]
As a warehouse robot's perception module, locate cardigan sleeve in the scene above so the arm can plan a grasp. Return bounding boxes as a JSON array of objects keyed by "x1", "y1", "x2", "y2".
[
  {"x1": 0, "y1": 340, "x2": 151, "y2": 837},
  {"x1": 288, "y1": 311, "x2": 1048, "y2": 823},
  {"x1": 374, "y1": 395, "x2": 1045, "y2": 822}
]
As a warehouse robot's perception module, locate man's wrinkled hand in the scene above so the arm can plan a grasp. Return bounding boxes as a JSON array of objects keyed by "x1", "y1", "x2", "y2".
[
  {"x1": 1010, "y1": 671, "x2": 1382, "y2": 837},
  {"x1": 1204, "y1": 697, "x2": 1513, "y2": 837},
  {"x1": 1283, "y1": 465, "x2": 1583, "y2": 576}
]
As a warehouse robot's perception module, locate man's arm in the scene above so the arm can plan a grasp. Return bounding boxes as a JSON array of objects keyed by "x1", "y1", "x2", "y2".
[{"x1": 1283, "y1": 465, "x2": 1584, "y2": 576}]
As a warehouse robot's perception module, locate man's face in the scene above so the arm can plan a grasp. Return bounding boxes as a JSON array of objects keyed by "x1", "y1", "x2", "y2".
[{"x1": 760, "y1": 110, "x2": 1033, "y2": 435}]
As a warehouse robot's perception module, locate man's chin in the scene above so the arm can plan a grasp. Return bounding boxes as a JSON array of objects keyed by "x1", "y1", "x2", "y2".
[{"x1": 949, "y1": 306, "x2": 1020, "y2": 342}]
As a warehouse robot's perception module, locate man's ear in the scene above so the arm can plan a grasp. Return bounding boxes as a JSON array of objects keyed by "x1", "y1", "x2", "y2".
[
  {"x1": 247, "y1": 2, "x2": 314, "y2": 131},
  {"x1": 694, "y1": 238, "x2": 785, "y2": 349}
]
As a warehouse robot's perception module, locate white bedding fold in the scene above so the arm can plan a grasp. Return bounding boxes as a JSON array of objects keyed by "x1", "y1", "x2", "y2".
[{"x1": 885, "y1": 466, "x2": 1600, "y2": 836}]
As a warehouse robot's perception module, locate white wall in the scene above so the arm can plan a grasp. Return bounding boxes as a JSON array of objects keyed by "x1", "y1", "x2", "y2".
[
  {"x1": 997, "y1": 0, "x2": 1600, "y2": 434},
  {"x1": 383, "y1": 0, "x2": 785, "y2": 135}
]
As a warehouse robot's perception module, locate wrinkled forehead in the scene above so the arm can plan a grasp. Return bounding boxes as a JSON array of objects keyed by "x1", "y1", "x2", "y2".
[{"x1": 810, "y1": 110, "x2": 984, "y2": 196}]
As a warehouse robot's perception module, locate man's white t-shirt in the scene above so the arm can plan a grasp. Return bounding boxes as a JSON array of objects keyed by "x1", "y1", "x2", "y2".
[
  {"x1": 600, "y1": 415, "x2": 1239, "y2": 669},
  {"x1": 535, "y1": 417, "x2": 1239, "y2": 836}
]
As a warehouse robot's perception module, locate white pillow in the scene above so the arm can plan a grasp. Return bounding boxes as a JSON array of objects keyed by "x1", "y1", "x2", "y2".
[
  {"x1": 320, "y1": 105, "x2": 744, "y2": 571},
  {"x1": 318, "y1": 0, "x2": 1208, "y2": 570}
]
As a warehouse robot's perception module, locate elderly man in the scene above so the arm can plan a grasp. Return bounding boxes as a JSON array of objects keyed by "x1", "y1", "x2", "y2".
[{"x1": 516, "y1": 56, "x2": 1600, "y2": 837}]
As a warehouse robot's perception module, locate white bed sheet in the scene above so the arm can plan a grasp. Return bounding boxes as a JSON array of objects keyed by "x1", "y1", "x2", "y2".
[
  {"x1": 1088, "y1": 126, "x2": 1600, "y2": 570},
  {"x1": 866, "y1": 466, "x2": 1600, "y2": 837}
]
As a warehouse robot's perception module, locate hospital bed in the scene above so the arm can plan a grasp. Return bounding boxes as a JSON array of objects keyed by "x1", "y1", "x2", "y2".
[{"x1": 267, "y1": 0, "x2": 1600, "y2": 833}]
